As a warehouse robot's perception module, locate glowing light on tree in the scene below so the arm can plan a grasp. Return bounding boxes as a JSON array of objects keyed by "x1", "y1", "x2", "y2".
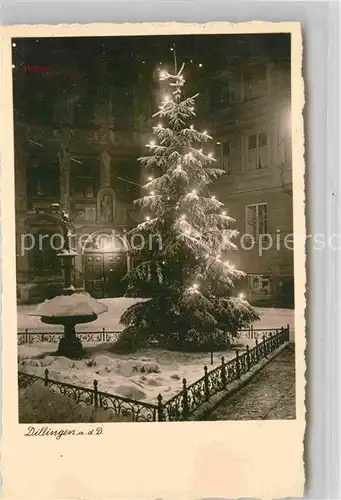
[{"x1": 120, "y1": 61, "x2": 259, "y2": 350}]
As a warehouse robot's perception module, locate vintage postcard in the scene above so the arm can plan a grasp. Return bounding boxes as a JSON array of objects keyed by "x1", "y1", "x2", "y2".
[{"x1": 1, "y1": 21, "x2": 306, "y2": 499}]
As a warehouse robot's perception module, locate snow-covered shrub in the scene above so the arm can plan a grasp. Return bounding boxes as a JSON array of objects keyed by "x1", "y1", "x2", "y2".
[
  {"x1": 165, "y1": 328, "x2": 229, "y2": 352},
  {"x1": 117, "y1": 359, "x2": 161, "y2": 376},
  {"x1": 135, "y1": 360, "x2": 160, "y2": 374},
  {"x1": 111, "y1": 327, "x2": 149, "y2": 353},
  {"x1": 84, "y1": 356, "x2": 96, "y2": 367},
  {"x1": 19, "y1": 383, "x2": 130, "y2": 423},
  {"x1": 215, "y1": 297, "x2": 260, "y2": 337}
]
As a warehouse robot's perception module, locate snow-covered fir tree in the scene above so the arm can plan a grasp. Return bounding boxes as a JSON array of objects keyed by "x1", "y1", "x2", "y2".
[{"x1": 119, "y1": 63, "x2": 259, "y2": 352}]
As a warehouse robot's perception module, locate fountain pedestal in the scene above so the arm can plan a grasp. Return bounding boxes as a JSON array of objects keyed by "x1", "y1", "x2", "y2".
[
  {"x1": 56, "y1": 249, "x2": 85, "y2": 359},
  {"x1": 35, "y1": 299, "x2": 107, "y2": 360},
  {"x1": 57, "y1": 324, "x2": 84, "y2": 358}
]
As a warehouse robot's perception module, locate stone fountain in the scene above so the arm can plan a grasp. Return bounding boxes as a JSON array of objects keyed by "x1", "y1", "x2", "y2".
[{"x1": 30, "y1": 206, "x2": 108, "y2": 359}]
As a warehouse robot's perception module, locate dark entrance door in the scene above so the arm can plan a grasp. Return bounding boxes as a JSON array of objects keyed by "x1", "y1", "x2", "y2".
[
  {"x1": 278, "y1": 278, "x2": 294, "y2": 307},
  {"x1": 104, "y1": 253, "x2": 127, "y2": 297},
  {"x1": 84, "y1": 252, "x2": 127, "y2": 298},
  {"x1": 84, "y1": 254, "x2": 105, "y2": 298}
]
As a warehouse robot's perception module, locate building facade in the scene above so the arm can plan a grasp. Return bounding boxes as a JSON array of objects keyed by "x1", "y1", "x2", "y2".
[
  {"x1": 14, "y1": 60, "x2": 153, "y2": 303},
  {"x1": 205, "y1": 56, "x2": 294, "y2": 306},
  {"x1": 14, "y1": 43, "x2": 293, "y2": 307}
]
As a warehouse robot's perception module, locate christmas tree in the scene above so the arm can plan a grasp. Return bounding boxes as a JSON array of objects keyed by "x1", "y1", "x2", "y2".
[{"x1": 118, "y1": 63, "x2": 259, "y2": 352}]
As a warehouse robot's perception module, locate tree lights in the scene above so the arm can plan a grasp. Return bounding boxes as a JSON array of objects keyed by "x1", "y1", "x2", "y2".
[{"x1": 120, "y1": 61, "x2": 259, "y2": 351}]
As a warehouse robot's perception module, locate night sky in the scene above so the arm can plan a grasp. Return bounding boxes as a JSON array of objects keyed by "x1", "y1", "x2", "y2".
[{"x1": 12, "y1": 33, "x2": 290, "y2": 88}]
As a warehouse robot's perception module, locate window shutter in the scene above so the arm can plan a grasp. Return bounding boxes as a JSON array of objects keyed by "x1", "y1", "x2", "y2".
[
  {"x1": 258, "y1": 132, "x2": 268, "y2": 168},
  {"x1": 229, "y1": 69, "x2": 242, "y2": 103},
  {"x1": 247, "y1": 134, "x2": 257, "y2": 170},
  {"x1": 246, "y1": 206, "x2": 257, "y2": 235},
  {"x1": 258, "y1": 204, "x2": 268, "y2": 234},
  {"x1": 220, "y1": 141, "x2": 232, "y2": 174},
  {"x1": 230, "y1": 137, "x2": 242, "y2": 173}
]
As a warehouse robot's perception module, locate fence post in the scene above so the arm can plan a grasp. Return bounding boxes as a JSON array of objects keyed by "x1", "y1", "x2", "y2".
[
  {"x1": 210, "y1": 351, "x2": 214, "y2": 366},
  {"x1": 235, "y1": 350, "x2": 241, "y2": 379},
  {"x1": 269, "y1": 333, "x2": 273, "y2": 353},
  {"x1": 221, "y1": 356, "x2": 227, "y2": 387},
  {"x1": 102, "y1": 328, "x2": 105, "y2": 342},
  {"x1": 182, "y1": 378, "x2": 189, "y2": 421},
  {"x1": 25, "y1": 328, "x2": 28, "y2": 344},
  {"x1": 246, "y1": 345, "x2": 251, "y2": 371},
  {"x1": 93, "y1": 379, "x2": 98, "y2": 408},
  {"x1": 255, "y1": 339, "x2": 259, "y2": 362},
  {"x1": 287, "y1": 324, "x2": 290, "y2": 342},
  {"x1": 44, "y1": 368, "x2": 49, "y2": 386},
  {"x1": 251, "y1": 324, "x2": 254, "y2": 340},
  {"x1": 263, "y1": 335, "x2": 267, "y2": 358},
  {"x1": 204, "y1": 365, "x2": 210, "y2": 400},
  {"x1": 279, "y1": 327, "x2": 283, "y2": 347},
  {"x1": 157, "y1": 394, "x2": 164, "y2": 422}
]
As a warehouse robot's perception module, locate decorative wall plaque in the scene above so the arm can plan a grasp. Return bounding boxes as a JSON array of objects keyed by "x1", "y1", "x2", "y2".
[{"x1": 85, "y1": 207, "x2": 96, "y2": 223}]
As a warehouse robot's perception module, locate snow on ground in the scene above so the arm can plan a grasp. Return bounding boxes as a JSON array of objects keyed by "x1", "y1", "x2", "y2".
[
  {"x1": 17, "y1": 297, "x2": 294, "y2": 332},
  {"x1": 18, "y1": 342, "x2": 240, "y2": 404},
  {"x1": 17, "y1": 298, "x2": 294, "y2": 404},
  {"x1": 256, "y1": 307, "x2": 294, "y2": 330}
]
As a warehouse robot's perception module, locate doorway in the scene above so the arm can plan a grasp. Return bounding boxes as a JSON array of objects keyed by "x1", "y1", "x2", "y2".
[{"x1": 84, "y1": 252, "x2": 128, "y2": 298}]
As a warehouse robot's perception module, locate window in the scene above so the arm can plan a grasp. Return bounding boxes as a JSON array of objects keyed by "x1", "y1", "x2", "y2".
[
  {"x1": 219, "y1": 141, "x2": 232, "y2": 174},
  {"x1": 30, "y1": 230, "x2": 61, "y2": 276},
  {"x1": 208, "y1": 78, "x2": 236, "y2": 110},
  {"x1": 249, "y1": 275, "x2": 270, "y2": 295},
  {"x1": 27, "y1": 165, "x2": 60, "y2": 199},
  {"x1": 245, "y1": 203, "x2": 268, "y2": 238},
  {"x1": 54, "y1": 96, "x2": 73, "y2": 124},
  {"x1": 247, "y1": 132, "x2": 268, "y2": 170},
  {"x1": 112, "y1": 86, "x2": 134, "y2": 128},
  {"x1": 243, "y1": 64, "x2": 268, "y2": 102},
  {"x1": 71, "y1": 164, "x2": 98, "y2": 200},
  {"x1": 281, "y1": 136, "x2": 291, "y2": 163},
  {"x1": 73, "y1": 99, "x2": 94, "y2": 125},
  {"x1": 226, "y1": 68, "x2": 243, "y2": 103},
  {"x1": 73, "y1": 178, "x2": 96, "y2": 199},
  {"x1": 209, "y1": 79, "x2": 224, "y2": 111},
  {"x1": 111, "y1": 161, "x2": 140, "y2": 201},
  {"x1": 25, "y1": 96, "x2": 54, "y2": 125}
]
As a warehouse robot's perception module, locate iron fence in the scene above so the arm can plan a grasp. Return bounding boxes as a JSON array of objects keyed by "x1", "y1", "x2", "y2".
[
  {"x1": 237, "y1": 327, "x2": 281, "y2": 340},
  {"x1": 17, "y1": 329, "x2": 121, "y2": 345},
  {"x1": 17, "y1": 327, "x2": 284, "y2": 345},
  {"x1": 18, "y1": 370, "x2": 158, "y2": 422},
  {"x1": 18, "y1": 325, "x2": 290, "y2": 422},
  {"x1": 158, "y1": 325, "x2": 290, "y2": 421}
]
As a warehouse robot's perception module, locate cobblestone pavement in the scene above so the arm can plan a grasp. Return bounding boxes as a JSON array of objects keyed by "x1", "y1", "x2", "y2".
[{"x1": 209, "y1": 345, "x2": 296, "y2": 421}]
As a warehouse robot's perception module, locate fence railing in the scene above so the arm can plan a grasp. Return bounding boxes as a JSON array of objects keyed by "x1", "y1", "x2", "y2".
[
  {"x1": 17, "y1": 326, "x2": 284, "y2": 345},
  {"x1": 18, "y1": 325, "x2": 290, "y2": 422},
  {"x1": 158, "y1": 325, "x2": 290, "y2": 421},
  {"x1": 237, "y1": 327, "x2": 284, "y2": 340},
  {"x1": 18, "y1": 370, "x2": 159, "y2": 422},
  {"x1": 17, "y1": 329, "x2": 121, "y2": 345}
]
